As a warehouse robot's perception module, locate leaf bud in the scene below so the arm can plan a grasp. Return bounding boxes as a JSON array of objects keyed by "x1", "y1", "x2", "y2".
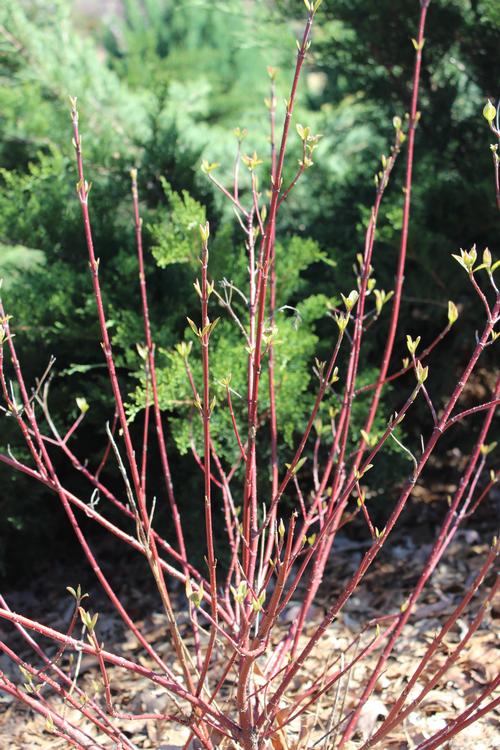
[
  {"x1": 76, "y1": 397, "x2": 89, "y2": 414},
  {"x1": 278, "y1": 518, "x2": 285, "y2": 539},
  {"x1": 199, "y1": 222, "x2": 210, "y2": 244},
  {"x1": 483, "y1": 247, "x2": 492, "y2": 270},
  {"x1": 483, "y1": 99, "x2": 497, "y2": 124},
  {"x1": 446, "y1": 300, "x2": 458, "y2": 326},
  {"x1": 415, "y1": 360, "x2": 429, "y2": 384}
]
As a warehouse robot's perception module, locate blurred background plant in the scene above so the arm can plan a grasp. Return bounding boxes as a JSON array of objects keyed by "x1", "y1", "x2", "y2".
[{"x1": 0, "y1": 0, "x2": 498, "y2": 578}]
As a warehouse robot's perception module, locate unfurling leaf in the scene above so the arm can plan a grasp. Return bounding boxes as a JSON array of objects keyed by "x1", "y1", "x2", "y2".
[
  {"x1": 233, "y1": 127, "x2": 248, "y2": 142},
  {"x1": 176, "y1": 341, "x2": 192, "y2": 360},
  {"x1": 201, "y1": 160, "x2": 219, "y2": 175},
  {"x1": 415, "y1": 360, "x2": 429, "y2": 384},
  {"x1": 252, "y1": 590, "x2": 266, "y2": 612},
  {"x1": 136, "y1": 343, "x2": 148, "y2": 361},
  {"x1": 285, "y1": 456, "x2": 308, "y2": 476},
  {"x1": 189, "y1": 581, "x2": 205, "y2": 608},
  {"x1": 186, "y1": 317, "x2": 200, "y2": 337},
  {"x1": 341, "y1": 290, "x2": 359, "y2": 312},
  {"x1": 452, "y1": 245, "x2": 477, "y2": 273},
  {"x1": 242, "y1": 152, "x2": 263, "y2": 171},
  {"x1": 406, "y1": 335, "x2": 421, "y2": 356},
  {"x1": 480, "y1": 442, "x2": 497, "y2": 456},
  {"x1": 230, "y1": 581, "x2": 248, "y2": 604},
  {"x1": 355, "y1": 464, "x2": 373, "y2": 480},
  {"x1": 334, "y1": 312, "x2": 349, "y2": 332}
]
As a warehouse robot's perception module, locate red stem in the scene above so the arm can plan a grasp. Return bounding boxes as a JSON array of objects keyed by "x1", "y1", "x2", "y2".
[
  {"x1": 130, "y1": 169, "x2": 188, "y2": 567},
  {"x1": 353, "y1": 0, "x2": 431, "y2": 475}
]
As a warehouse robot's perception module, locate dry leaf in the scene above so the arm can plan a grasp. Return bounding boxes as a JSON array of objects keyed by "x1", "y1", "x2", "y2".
[{"x1": 356, "y1": 698, "x2": 388, "y2": 740}]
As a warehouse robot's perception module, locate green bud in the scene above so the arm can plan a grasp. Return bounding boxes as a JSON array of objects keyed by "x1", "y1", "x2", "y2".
[
  {"x1": 176, "y1": 341, "x2": 192, "y2": 360},
  {"x1": 188, "y1": 580, "x2": 205, "y2": 608},
  {"x1": 483, "y1": 99, "x2": 497, "y2": 124},
  {"x1": 45, "y1": 716, "x2": 55, "y2": 733},
  {"x1": 354, "y1": 464, "x2": 373, "y2": 480},
  {"x1": 329, "y1": 366, "x2": 339, "y2": 385},
  {"x1": 76, "y1": 397, "x2": 89, "y2": 414},
  {"x1": 199, "y1": 222, "x2": 210, "y2": 244},
  {"x1": 193, "y1": 279, "x2": 202, "y2": 299},
  {"x1": 483, "y1": 247, "x2": 492, "y2": 270},
  {"x1": 360, "y1": 430, "x2": 378, "y2": 448},
  {"x1": 299, "y1": 156, "x2": 314, "y2": 169},
  {"x1": 447, "y1": 301, "x2": 458, "y2": 325},
  {"x1": 278, "y1": 518, "x2": 285, "y2": 539}
]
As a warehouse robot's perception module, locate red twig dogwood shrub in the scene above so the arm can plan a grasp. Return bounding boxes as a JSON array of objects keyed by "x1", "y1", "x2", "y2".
[{"x1": 0, "y1": 1, "x2": 499, "y2": 748}]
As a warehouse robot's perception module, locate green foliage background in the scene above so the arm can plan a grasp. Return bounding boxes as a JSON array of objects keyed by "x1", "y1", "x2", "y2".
[{"x1": 0, "y1": 0, "x2": 498, "y2": 578}]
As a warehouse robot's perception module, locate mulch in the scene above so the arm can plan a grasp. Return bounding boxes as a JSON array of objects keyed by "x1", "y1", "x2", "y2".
[{"x1": 1, "y1": 501, "x2": 498, "y2": 749}]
